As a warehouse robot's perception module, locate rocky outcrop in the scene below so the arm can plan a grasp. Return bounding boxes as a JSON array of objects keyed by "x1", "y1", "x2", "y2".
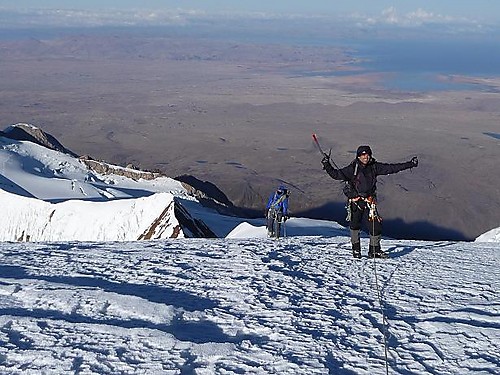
[
  {"x1": 79, "y1": 155, "x2": 162, "y2": 181},
  {"x1": 79, "y1": 157, "x2": 242, "y2": 220},
  {"x1": 4, "y1": 123, "x2": 78, "y2": 157},
  {"x1": 174, "y1": 198, "x2": 218, "y2": 238}
]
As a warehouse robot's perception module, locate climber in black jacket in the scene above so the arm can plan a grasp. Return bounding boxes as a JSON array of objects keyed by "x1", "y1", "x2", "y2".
[{"x1": 322, "y1": 145, "x2": 418, "y2": 259}]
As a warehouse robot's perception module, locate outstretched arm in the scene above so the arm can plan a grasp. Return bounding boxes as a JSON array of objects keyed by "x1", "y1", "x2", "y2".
[
  {"x1": 322, "y1": 156, "x2": 352, "y2": 181},
  {"x1": 375, "y1": 157, "x2": 418, "y2": 176}
]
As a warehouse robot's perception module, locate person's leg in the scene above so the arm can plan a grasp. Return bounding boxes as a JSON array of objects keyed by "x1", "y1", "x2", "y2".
[
  {"x1": 349, "y1": 201, "x2": 364, "y2": 258},
  {"x1": 350, "y1": 229, "x2": 360, "y2": 245},
  {"x1": 368, "y1": 219, "x2": 387, "y2": 258},
  {"x1": 267, "y1": 209, "x2": 275, "y2": 236},
  {"x1": 351, "y1": 241, "x2": 361, "y2": 258},
  {"x1": 275, "y1": 212, "x2": 283, "y2": 238}
]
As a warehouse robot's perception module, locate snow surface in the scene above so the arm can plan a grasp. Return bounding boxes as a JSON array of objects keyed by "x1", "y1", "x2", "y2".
[
  {"x1": 0, "y1": 135, "x2": 186, "y2": 202},
  {"x1": 0, "y1": 189, "x2": 182, "y2": 241},
  {"x1": 475, "y1": 227, "x2": 500, "y2": 243},
  {"x1": 0, "y1": 230, "x2": 498, "y2": 374}
]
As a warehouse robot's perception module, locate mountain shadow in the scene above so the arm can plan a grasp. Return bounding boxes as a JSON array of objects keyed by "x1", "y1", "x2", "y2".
[
  {"x1": 296, "y1": 202, "x2": 469, "y2": 241},
  {"x1": 175, "y1": 174, "x2": 251, "y2": 218},
  {"x1": 0, "y1": 174, "x2": 36, "y2": 198}
]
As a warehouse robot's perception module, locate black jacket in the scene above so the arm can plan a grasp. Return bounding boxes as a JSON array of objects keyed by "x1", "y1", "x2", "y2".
[{"x1": 324, "y1": 158, "x2": 414, "y2": 197}]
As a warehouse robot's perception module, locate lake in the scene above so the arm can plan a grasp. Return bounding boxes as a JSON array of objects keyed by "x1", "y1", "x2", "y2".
[{"x1": 337, "y1": 38, "x2": 500, "y2": 92}]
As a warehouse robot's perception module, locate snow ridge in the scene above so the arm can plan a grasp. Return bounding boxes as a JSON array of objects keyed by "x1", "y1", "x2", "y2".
[
  {"x1": 0, "y1": 128, "x2": 242, "y2": 240},
  {"x1": 0, "y1": 189, "x2": 182, "y2": 241}
]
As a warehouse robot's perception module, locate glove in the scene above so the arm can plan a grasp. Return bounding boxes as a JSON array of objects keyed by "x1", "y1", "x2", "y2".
[
  {"x1": 410, "y1": 156, "x2": 419, "y2": 168},
  {"x1": 283, "y1": 216, "x2": 288, "y2": 222},
  {"x1": 321, "y1": 154, "x2": 331, "y2": 169}
]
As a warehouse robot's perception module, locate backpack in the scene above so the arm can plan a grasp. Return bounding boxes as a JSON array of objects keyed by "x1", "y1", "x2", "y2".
[
  {"x1": 342, "y1": 160, "x2": 358, "y2": 199},
  {"x1": 272, "y1": 191, "x2": 288, "y2": 209}
]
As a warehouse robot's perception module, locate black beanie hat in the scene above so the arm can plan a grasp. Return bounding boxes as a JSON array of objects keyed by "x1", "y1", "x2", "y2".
[{"x1": 356, "y1": 145, "x2": 372, "y2": 157}]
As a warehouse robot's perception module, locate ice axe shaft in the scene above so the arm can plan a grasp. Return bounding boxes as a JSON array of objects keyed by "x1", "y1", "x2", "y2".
[
  {"x1": 312, "y1": 133, "x2": 350, "y2": 181},
  {"x1": 312, "y1": 133, "x2": 330, "y2": 157}
]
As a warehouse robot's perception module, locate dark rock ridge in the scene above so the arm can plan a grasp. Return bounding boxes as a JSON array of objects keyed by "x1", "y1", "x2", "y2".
[
  {"x1": 78, "y1": 156, "x2": 241, "y2": 219},
  {"x1": 79, "y1": 154, "x2": 163, "y2": 181},
  {"x1": 4, "y1": 123, "x2": 78, "y2": 157}
]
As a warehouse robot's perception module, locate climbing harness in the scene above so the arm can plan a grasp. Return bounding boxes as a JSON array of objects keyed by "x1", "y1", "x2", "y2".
[
  {"x1": 345, "y1": 196, "x2": 382, "y2": 222},
  {"x1": 345, "y1": 202, "x2": 352, "y2": 222},
  {"x1": 366, "y1": 196, "x2": 382, "y2": 222}
]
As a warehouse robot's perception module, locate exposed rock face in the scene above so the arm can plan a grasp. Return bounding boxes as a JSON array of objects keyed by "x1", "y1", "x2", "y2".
[
  {"x1": 176, "y1": 175, "x2": 233, "y2": 207},
  {"x1": 4, "y1": 123, "x2": 78, "y2": 157},
  {"x1": 79, "y1": 155, "x2": 162, "y2": 181},
  {"x1": 174, "y1": 198, "x2": 218, "y2": 238},
  {"x1": 79, "y1": 156, "x2": 241, "y2": 219},
  {"x1": 79, "y1": 156, "x2": 245, "y2": 221},
  {"x1": 175, "y1": 174, "x2": 249, "y2": 217}
]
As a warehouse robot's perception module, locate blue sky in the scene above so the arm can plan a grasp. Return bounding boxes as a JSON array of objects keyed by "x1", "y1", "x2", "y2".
[{"x1": 1, "y1": 0, "x2": 499, "y2": 21}]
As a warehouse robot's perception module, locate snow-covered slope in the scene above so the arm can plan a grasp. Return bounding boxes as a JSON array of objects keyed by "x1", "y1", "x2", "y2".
[
  {"x1": 0, "y1": 234, "x2": 498, "y2": 374},
  {"x1": 475, "y1": 226, "x2": 500, "y2": 242},
  {"x1": 0, "y1": 126, "x2": 243, "y2": 240},
  {"x1": 0, "y1": 130, "x2": 185, "y2": 201},
  {"x1": 0, "y1": 189, "x2": 182, "y2": 241}
]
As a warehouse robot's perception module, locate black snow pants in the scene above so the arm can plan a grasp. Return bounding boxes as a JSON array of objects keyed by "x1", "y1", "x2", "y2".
[{"x1": 349, "y1": 199, "x2": 382, "y2": 247}]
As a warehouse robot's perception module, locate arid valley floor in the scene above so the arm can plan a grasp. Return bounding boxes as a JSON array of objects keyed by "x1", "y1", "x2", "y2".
[{"x1": 1, "y1": 32, "x2": 499, "y2": 240}]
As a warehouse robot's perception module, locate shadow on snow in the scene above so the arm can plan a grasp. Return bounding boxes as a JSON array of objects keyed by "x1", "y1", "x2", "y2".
[
  {"x1": 297, "y1": 202, "x2": 468, "y2": 241},
  {"x1": 0, "y1": 264, "x2": 267, "y2": 345}
]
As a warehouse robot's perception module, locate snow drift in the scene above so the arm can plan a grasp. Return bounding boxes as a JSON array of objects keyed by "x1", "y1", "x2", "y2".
[
  {"x1": 0, "y1": 189, "x2": 182, "y2": 241},
  {"x1": 475, "y1": 226, "x2": 500, "y2": 243}
]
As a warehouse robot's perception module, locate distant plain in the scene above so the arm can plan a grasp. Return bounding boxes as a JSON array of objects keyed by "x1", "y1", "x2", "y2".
[{"x1": 1, "y1": 28, "x2": 499, "y2": 240}]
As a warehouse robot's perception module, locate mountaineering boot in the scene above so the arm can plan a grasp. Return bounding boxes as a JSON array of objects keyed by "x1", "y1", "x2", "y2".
[
  {"x1": 352, "y1": 242, "x2": 361, "y2": 259},
  {"x1": 368, "y1": 245, "x2": 388, "y2": 259}
]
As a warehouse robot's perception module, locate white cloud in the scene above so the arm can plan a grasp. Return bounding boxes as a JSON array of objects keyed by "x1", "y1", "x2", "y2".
[
  {"x1": 366, "y1": 7, "x2": 476, "y2": 27},
  {"x1": 340, "y1": 6, "x2": 497, "y2": 35},
  {"x1": 381, "y1": 6, "x2": 399, "y2": 25}
]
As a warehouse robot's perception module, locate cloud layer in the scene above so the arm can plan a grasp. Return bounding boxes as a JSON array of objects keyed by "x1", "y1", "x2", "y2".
[{"x1": 0, "y1": 6, "x2": 492, "y2": 32}]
